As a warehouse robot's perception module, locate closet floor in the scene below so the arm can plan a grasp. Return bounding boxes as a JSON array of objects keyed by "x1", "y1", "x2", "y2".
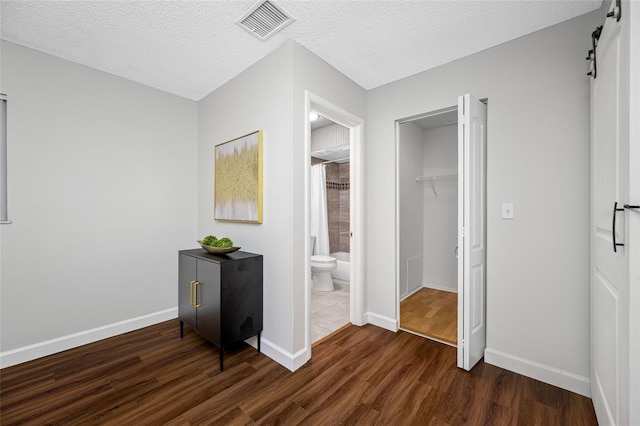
[{"x1": 400, "y1": 287, "x2": 457, "y2": 345}]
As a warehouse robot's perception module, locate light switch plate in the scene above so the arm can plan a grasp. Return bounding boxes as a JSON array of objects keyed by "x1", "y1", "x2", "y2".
[{"x1": 502, "y1": 203, "x2": 514, "y2": 219}]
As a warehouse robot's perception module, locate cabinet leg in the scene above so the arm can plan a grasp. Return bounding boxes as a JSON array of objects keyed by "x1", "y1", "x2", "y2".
[
  {"x1": 219, "y1": 347, "x2": 224, "y2": 371},
  {"x1": 179, "y1": 320, "x2": 184, "y2": 338},
  {"x1": 257, "y1": 332, "x2": 261, "y2": 353}
]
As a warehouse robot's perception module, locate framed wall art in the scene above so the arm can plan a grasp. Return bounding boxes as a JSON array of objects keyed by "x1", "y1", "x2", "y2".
[{"x1": 214, "y1": 130, "x2": 263, "y2": 223}]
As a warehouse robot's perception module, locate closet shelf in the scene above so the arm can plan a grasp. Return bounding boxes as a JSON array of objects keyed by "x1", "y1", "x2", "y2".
[{"x1": 416, "y1": 174, "x2": 458, "y2": 198}]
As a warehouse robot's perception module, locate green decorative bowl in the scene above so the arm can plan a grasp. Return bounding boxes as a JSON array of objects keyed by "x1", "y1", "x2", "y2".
[{"x1": 197, "y1": 241, "x2": 240, "y2": 254}]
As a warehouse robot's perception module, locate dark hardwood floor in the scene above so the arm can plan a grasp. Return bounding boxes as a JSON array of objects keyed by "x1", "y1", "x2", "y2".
[{"x1": 0, "y1": 320, "x2": 597, "y2": 425}]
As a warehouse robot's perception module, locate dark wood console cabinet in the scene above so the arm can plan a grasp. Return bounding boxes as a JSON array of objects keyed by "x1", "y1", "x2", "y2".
[{"x1": 178, "y1": 249, "x2": 263, "y2": 370}]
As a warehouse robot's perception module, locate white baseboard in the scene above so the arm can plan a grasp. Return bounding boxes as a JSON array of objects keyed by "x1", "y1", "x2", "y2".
[
  {"x1": 400, "y1": 285, "x2": 423, "y2": 301},
  {"x1": 1, "y1": 310, "x2": 311, "y2": 374},
  {"x1": 262, "y1": 311, "x2": 415, "y2": 371},
  {"x1": 423, "y1": 282, "x2": 458, "y2": 293},
  {"x1": 484, "y1": 347, "x2": 591, "y2": 397},
  {"x1": 365, "y1": 311, "x2": 398, "y2": 332},
  {"x1": 400, "y1": 283, "x2": 457, "y2": 302},
  {"x1": 0, "y1": 308, "x2": 178, "y2": 369},
  {"x1": 259, "y1": 337, "x2": 309, "y2": 372}
]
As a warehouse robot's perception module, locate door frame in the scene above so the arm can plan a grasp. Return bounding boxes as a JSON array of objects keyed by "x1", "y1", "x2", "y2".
[
  {"x1": 395, "y1": 104, "x2": 458, "y2": 342},
  {"x1": 304, "y1": 92, "x2": 365, "y2": 355},
  {"x1": 628, "y1": 4, "x2": 640, "y2": 423},
  {"x1": 395, "y1": 100, "x2": 487, "y2": 369}
]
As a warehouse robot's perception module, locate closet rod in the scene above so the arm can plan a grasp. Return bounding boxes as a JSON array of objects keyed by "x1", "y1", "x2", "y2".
[
  {"x1": 415, "y1": 173, "x2": 458, "y2": 182},
  {"x1": 416, "y1": 174, "x2": 458, "y2": 198}
]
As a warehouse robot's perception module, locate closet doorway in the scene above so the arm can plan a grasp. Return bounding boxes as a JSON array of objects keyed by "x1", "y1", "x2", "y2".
[
  {"x1": 396, "y1": 94, "x2": 487, "y2": 371},
  {"x1": 397, "y1": 107, "x2": 459, "y2": 346}
]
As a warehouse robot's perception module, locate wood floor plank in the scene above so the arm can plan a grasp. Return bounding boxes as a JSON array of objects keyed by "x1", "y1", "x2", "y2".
[
  {"x1": 340, "y1": 403, "x2": 381, "y2": 425},
  {"x1": 401, "y1": 287, "x2": 458, "y2": 344},
  {"x1": 0, "y1": 320, "x2": 597, "y2": 425},
  {"x1": 253, "y1": 400, "x2": 309, "y2": 426},
  {"x1": 297, "y1": 375, "x2": 369, "y2": 424},
  {"x1": 374, "y1": 375, "x2": 434, "y2": 423}
]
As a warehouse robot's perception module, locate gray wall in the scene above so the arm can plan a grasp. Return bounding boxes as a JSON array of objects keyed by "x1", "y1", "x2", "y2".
[
  {"x1": 0, "y1": 41, "x2": 198, "y2": 356},
  {"x1": 198, "y1": 43, "x2": 296, "y2": 354},
  {"x1": 0, "y1": 10, "x2": 605, "y2": 395},
  {"x1": 366, "y1": 11, "x2": 598, "y2": 394},
  {"x1": 0, "y1": 38, "x2": 367, "y2": 370},
  {"x1": 398, "y1": 121, "x2": 424, "y2": 298},
  {"x1": 398, "y1": 122, "x2": 458, "y2": 298},
  {"x1": 422, "y1": 124, "x2": 458, "y2": 292},
  {"x1": 198, "y1": 41, "x2": 366, "y2": 359}
]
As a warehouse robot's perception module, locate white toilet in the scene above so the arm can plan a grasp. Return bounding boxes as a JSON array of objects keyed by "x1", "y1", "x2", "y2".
[{"x1": 310, "y1": 237, "x2": 336, "y2": 291}]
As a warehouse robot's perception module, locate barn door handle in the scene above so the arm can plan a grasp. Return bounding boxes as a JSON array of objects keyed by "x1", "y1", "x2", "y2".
[
  {"x1": 623, "y1": 204, "x2": 639, "y2": 210},
  {"x1": 612, "y1": 202, "x2": 625, "y2": 252}
]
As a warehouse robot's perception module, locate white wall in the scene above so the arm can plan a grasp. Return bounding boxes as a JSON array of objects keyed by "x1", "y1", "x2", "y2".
[
  {"x1": 422, "y1": 124, "x2": 457, "y2": 292},
  {"x1": 0, "y1": 41, "x2": 198, "y2": 365},
  {"x1": 366, "y1": 11, "x2": 598, "y2": 396},
  {"x1": 197, "y1": 41, "x2": 366, "y2": 367},
  {"x1": 398, "y1": 122, "x2": 424, "y2": 298}
]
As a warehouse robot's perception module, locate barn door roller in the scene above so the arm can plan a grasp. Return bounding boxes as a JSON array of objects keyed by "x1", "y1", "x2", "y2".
[
  {"x1": 607, "y1": 0, "x2": 621, "y2": 22},
  {"x1": 586, "y1": 25, "x2": 602, "y2": 78}
]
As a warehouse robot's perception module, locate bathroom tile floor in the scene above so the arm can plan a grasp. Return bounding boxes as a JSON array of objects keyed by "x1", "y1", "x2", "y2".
[{"x1": 311, "y1": 282, "x2": 349, "y2": 343}]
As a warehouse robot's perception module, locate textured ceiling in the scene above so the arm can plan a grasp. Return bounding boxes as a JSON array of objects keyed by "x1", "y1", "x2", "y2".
[{"x1": 0, "y1": 0, "x2": 601, "y2": 101}]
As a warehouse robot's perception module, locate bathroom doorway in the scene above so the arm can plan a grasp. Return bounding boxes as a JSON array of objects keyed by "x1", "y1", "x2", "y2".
[
  {"x1": 305, "y1": 92, "x2": 364, "y2": 355},
  {"x1": 396, "y1": 94, "x2": 487, "y2": 371},
  {"x1": 309, "y1": 115, "x2": 350, "y2": 343}
]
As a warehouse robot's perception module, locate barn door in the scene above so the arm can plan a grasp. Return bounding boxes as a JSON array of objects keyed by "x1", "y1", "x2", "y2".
[{"x1": 590, "y1": 3, "x2": 632, "y2": 424}]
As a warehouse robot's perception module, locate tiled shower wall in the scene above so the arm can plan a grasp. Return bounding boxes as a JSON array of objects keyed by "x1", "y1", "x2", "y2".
[
  {"x1": 312, "y1": 158, "x2": 350, "y2": 254},
  {"x1": 327, "y1": 161, "x2": 350, "y2": 254}
]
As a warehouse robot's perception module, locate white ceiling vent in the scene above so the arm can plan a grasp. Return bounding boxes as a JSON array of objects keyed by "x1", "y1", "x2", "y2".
[{"x1": 237, "y1": 0, "x2": 294, "y2": 41}]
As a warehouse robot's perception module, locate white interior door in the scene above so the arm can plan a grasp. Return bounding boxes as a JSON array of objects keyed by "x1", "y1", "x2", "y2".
[
  {"x1": 590, "y1": 5, "x2": 631, "y2": 425},
  {"x1": 457, "y1": 93, "x2": 487, "y2": 370}
]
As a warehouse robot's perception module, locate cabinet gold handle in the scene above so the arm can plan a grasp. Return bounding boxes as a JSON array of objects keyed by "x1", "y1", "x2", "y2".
[
  {"x1": 190, "y1": 280, "x2": 196, "y2": 307},
  {"x1": 193, "y1": 281, "x2": 201, "y2": 308}
]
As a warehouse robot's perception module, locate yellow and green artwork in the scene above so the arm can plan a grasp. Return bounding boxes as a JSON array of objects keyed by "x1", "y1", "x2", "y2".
[{"x1": 214, "y1": 131, "x2": 263, "y2": 223}]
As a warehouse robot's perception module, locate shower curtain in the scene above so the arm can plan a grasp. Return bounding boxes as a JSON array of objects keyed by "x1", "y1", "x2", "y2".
[{"x1": 310, "y1": 164, "x2": 330, "y2": 256}]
